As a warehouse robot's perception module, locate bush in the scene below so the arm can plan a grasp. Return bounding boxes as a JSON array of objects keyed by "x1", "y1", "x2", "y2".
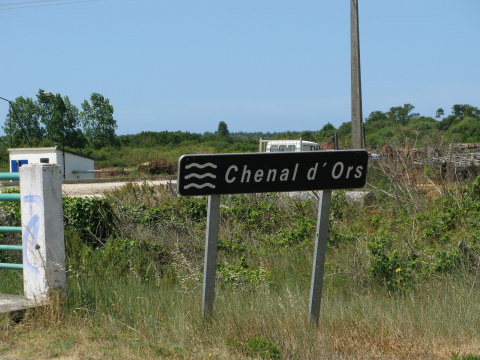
[
  {"x1": 244, "y1": 337, "x2": 281, "y2": 360},
  {"x1": 66, "y1": 231, "x2": 170, "y2": 281},
  {"x1": 217, "y1": 257, "x2": 271, "y2": 288},
  {"x1": 367, "y1": 235, "x2": 417, "y2": 291},
  {"x1": 63, "y1": 197, "x2": 115, "y2": 244}
]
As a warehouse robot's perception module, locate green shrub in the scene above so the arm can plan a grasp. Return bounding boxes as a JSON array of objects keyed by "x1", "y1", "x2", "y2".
[
  {"x1": 367, "y1": 235, "x2": 417, "y2": 291},
  {"x1": 421, "y1": 200, "x2": 461, "y2": 243},
  {"x1": 93, "y1": 237, "x2": 170, "y2": 280},
  {"x1": 217, "y1": 257, "x2": 271, "y2": 288},
  {"x1": 429, "y1": 248, "x2": 465, "y2": 273},
  {"x1": 66, "y1": 231, "x2": 170, "y2": 282},
  {"x1": 244, "y1": 337, "x2": 281, "y2": 360},
  {"x1": 63, "y1": 197, "x2": 115, "y2": 244},
  {"x1": 223, "y1": 194, "x2": 283, "y2": 233},
  {"x1": 0, "y1": 196, "x2": 21, "y2": 225},
  {"x1": 267, "y1": 215, "x2": 315, "y2": 247}
]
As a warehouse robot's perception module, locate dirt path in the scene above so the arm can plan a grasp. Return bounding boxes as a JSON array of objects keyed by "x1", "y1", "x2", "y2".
[{"x1": 62, "y1": 179, "x2": 175, "y2": 197}]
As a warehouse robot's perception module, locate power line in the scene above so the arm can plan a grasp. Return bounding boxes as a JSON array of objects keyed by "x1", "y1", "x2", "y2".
[
  {"x1": 0, "y1": 0, "x2": 65, "y2": 7},
  {"x1": 0, "y1": 0, "x2": 106, "y2": 11}
]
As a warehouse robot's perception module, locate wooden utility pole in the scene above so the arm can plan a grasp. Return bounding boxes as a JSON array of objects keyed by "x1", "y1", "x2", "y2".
[{"x1": 351, "y1": 0, "x2": 364, "y2": 149}]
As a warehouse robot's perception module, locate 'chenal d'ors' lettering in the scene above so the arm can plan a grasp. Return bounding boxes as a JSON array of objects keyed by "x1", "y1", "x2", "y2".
[
  {"x1": 225, "y1": 161, "x2": 364, "y2": 184},
  {"x1": 178, "y1": 151, "x2": 368, "y2": 195}
]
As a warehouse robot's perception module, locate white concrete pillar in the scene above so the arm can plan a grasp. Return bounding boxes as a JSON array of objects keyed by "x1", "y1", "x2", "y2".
[{"x1": 19, "y1": 164, "x2": 66, "y2": 302}]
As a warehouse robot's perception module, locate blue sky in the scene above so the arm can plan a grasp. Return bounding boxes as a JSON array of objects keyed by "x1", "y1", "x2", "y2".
[{"x1": 1, "y1": 0, "x2": 479, "y2": 135}]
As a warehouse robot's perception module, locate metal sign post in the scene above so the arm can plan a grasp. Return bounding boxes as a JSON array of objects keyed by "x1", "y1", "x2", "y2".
[
  {"x1": 178, "y1": 150, "x2": 368, "y2": 322},
  {"x1": 308, "y1": 189, "x2": 332, "y2": 326},
  {"x1": 202, "y1": 195, "x2": 220, "y2": 319}
]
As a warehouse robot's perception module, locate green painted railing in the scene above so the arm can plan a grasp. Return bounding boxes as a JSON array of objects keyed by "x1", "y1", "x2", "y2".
[
  {"x1": 0, "y1": 226, "x2": 21, "y2": 233},
  {"x1": 0, "y1": 172, "x2": 23, "y2": 270},
  {"x1": 0, "y1": 193, "x2": 20, "y2": 201},
  {"x1": 0, "y1": 245, "x2": 22, "y2": 251},
  {"x1": 0, "y1": 172, "x2": 19, "y2": 181},
  {"x1": 0, "y1": 263, "x2": 23, "y2": 270}
]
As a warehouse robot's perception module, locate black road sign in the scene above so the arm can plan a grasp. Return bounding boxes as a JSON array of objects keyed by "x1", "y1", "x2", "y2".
[{"x1": 178, "y1": 150, "x2": 368, "y2": 196}]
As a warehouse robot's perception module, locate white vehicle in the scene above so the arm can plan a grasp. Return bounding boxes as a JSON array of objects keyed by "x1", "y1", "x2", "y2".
[{"x1": 265, "y1": 140, "x2": 320, "y2": 152}]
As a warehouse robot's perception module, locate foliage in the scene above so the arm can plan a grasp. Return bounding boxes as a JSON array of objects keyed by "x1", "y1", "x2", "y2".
[
  {"x1": 37, "y1": 90, "x2": 84, "y2": 148},
  {"x1": 386, "y1": 103, "x2": 419, "y2": 124},
  {"x1": 446, "y1": 116, "x2": 480, "y2": 142},
  {"x1": 62, "y1": 197, "x2": 115, "y2": 244},
  {"x1": 118, "y1": 131, "x2": 202, "y2": 147},
  {"x1": 366, "y1": 234, "x2": 417, "y2": 291},
  {"x1": 316, "y1": 122, "x2": 336, "y2": 143},
  {"x1": 80, "y1": 93, "x2": 117, "y2": 148},
  {"x1": 243, "y1": 337, "x2": 281, "y2": 360},
  {"x1": 66, "y1": 231, "x2": 170, "y2": 282},
  {"x1": 3, "y1": 93, "x2": 480, "y2": 171},
  {"x1": 217, "y1": 257, "x2": 271, "y2": 288},
  {"x1": 1, "y1": 89, "x2": 114, "y2": 151},
  {"x1": 0, "y1": 191, "x2": 21, "y2": 225},
  {"x1": 2, "y1": 96, "x2": 43, "y2": 146},
  {"x1": 216, "y1": 121, "x2": 230, "y2": 137},
  {"x1": 451, "y1": 354, "x2": 480, "y2": 360}
]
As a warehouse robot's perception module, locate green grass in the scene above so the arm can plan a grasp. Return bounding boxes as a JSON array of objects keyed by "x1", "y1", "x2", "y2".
[{"x1": 0, "y1": 269, "x2": 23, "y2": 295}]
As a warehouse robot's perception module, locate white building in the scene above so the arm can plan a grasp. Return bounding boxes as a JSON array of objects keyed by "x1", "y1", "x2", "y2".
[
  {"x1": 8, "y1": 146, "x2": 96, "y2": 180},
  {"x1": 264, "y1": 140, "x2": 321, "y2": 152}
]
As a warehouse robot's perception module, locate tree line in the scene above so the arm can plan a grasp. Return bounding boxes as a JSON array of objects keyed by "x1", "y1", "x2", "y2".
[
  {"x1": 281, "y1": 104, "x2": 480, "y2": 149},
  {"x1": 3, "y1": 92, "x2": 479, "y2": 157}
]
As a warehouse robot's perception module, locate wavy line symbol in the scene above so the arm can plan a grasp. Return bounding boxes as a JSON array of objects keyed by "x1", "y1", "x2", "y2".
[
  {"x1": 184, "y1": 183, "x2": 215, "y2": 189},
  {"x1": 185, "y1": 162, "x2": 217, "y2": 169},
  {"x1": 184, "y1": 173, "x2": 216, "y2": 180}
]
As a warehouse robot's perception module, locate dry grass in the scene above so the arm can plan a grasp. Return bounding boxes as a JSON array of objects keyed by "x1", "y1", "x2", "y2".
[{"x1": 3, "y1": 271, "x2": 478, "y2": 360}]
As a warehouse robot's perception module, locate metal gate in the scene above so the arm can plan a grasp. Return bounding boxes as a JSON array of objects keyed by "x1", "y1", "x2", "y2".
[{"x1": 0, "y1": 172, "x2": 22, "y2": 270}]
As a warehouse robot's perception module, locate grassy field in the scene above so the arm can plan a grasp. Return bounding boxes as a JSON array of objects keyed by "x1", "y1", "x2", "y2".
[
  {"x1": 1, "y1": 158, "x2": 480, "y2": 359},
  {"x1": 1, "y1": 264, "x2": 479, "y2": 359}
]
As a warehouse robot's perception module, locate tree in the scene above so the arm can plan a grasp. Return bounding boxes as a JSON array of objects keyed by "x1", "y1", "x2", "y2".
[
  {"x1": 316, "y1": 123, "x2": 336, "y2": 142},
  {"x1": 439, "y1": 105, "x2": 480, "y2": 131},
  {"x1": 299, "y1": 130, "x2": 315, "y2": 141},
  {"x1": 217, "y1": 121, "x2": 229, "y2": 137},
  {"x1": 407, "y1": 116, "x2": 437, "y2": 132},
  {"x1": 37, "y1": 90, "x2": 82, "y2": 147},
  {"x1": 446, "y1": 116, "x2": 480, "y2": 142},
  {"x1": 365, "y1": 111, "x2": 388, "y2": 123},
  {"x1": 3, "y1": 96, "x2": 43, "y2": 146},
  {"x1": 435, "y1": 108, "x2": 444, "y2": 119},
  {"x1": 452, "y1": 104, "x2": 480, "y2": 118},
  {"x1": 336, "y1": 121, "x2": 352, "y2": 147},
  {"x1": 80, "y1": 93, "x2": 117, "y2": 148},
  {"x1": 386, "y1": 104, "x2": 419, "y2": 124}
]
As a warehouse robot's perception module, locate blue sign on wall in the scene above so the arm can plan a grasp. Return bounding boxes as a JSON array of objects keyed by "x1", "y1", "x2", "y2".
[{"x1": 11, "y1": 160, "x2": 28, "y2": 173}]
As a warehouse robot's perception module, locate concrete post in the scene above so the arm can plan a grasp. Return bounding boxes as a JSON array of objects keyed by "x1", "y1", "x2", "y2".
[{"x1": 20, "y1": 164, "x2": 66, "y2": 302}]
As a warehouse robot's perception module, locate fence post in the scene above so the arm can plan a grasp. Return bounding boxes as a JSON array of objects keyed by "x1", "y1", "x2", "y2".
[{"x1": 20, "y1": 164, "x2": 66, "y2": 302}]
